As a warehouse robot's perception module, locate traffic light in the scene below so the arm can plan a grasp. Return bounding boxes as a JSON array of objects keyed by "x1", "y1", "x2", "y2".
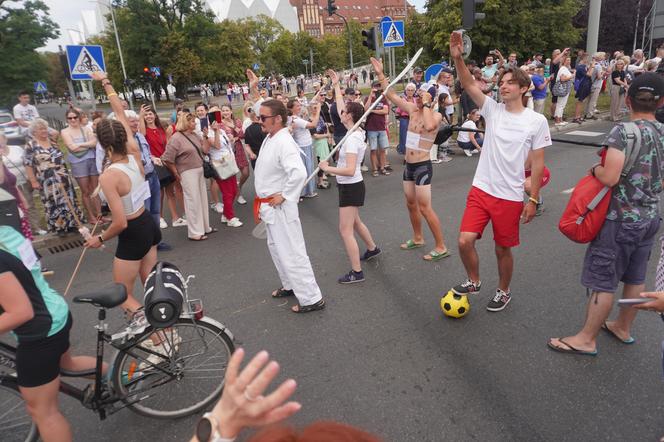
[
  {"x1": 462, "y1": 0, "x2": 485, "y2": 30},
  {"x1": 361, "y1": 27, "x2": 377, "y2": 51},
  {"x1": 326, "y1": 0, "x2": 337, "y2": 16}
]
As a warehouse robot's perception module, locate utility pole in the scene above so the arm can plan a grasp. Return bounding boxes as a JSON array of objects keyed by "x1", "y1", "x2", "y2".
[{"x1": 586, "y1": 0, "x2": 602, "y2": 54}]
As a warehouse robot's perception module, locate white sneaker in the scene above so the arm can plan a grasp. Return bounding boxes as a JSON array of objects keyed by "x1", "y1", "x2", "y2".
[
  {"x1": 471, "y1": 149, "x2": 480, "y2": 154},
  {"x1": 221, "y1": 215, "x2": 228, "y2": 223},
  {"x1": 360, "y1": 165, "x2": 369, "y2": 172},
  {"x1": 440, "y1": 154, "x2": 453, "y2": 163},
  {"x1": 172, "y1": 217, "x2": 187, "y2": 227},
  {"x1": 227, "y1": 217, "x2": 243, "y2": 227},
  {"x1": 36, "y1": 229, "x2": 48, "y2": 235},
  {"x1": 464, "y1": 150, "x2": 473, "y2": 157},
  {"x1": 159, "y1": 218, "x2": 167, "y2": 229},
  {"x1": 212, "y1": 202, "x2": 224, "y2": 213},
  {"x1": 237, "y1": 195, "x2": 247, "y2": 205}
]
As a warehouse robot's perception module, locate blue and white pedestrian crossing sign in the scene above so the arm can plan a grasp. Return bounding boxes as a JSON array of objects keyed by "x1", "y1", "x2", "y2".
[
  {"x1": 381, "y1": 20, "x2": 405, "y2": 48},
  {"x1": 33, "y1": 82, "x2": 48, "y2": 93},
  {"x1": 253, "y1": 63, "x2": 260, "y2": 70},
  {"x1": 65, "y1": 45, "x2": 106, "y2": 80}
]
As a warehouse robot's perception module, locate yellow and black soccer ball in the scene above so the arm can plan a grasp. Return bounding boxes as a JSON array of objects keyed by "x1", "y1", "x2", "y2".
[{"x1": 440, "y1": 290, "x2": 470, "y2": 318}]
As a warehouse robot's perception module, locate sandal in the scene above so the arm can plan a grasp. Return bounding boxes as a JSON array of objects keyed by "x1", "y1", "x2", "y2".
[
  {"x1": 400, "y1": 239, "x2": 425, "y2": 250},
  {"x1": 423, "y1": 249, "x2": 451, "y2": 261},
  {"x1": 601, "y1": 322, "x2": 635, "y2": 344},
  {"x1": 291, "y1": 299, "x2": 326, "y2": 313},
  {"x1": 188, "y1": 235, "x2": 208, "y2": 241},
  {"x1": 547, "y1": 338, "x2": 598, "y2": 356},
  {"x1": 206, "y1": 227, "x2": 219, "y2": 234},
  {"x1": 371, "y1": 170, "x2": 379, "y2": 177},
  {"x1": 380, "y1": 168, "x2": 391, "y2": 176},
  {"x1": 271, "y1": 287, "x2": 295, "y2": 298}
]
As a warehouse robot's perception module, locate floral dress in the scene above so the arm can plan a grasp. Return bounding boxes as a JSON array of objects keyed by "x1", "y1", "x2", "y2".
[{"x1": 23, "y1": 141, "x2": 85, "y2": 233}]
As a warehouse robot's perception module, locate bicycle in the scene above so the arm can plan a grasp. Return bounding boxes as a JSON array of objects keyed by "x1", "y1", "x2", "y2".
[{"x1": 0, "y1": 275, "x2": 235, "y2": 442}]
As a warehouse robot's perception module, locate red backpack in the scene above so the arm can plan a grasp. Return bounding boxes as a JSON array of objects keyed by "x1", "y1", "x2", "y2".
[{"x1": 558, "y1": 122, "x2": 642, "y2": 243}]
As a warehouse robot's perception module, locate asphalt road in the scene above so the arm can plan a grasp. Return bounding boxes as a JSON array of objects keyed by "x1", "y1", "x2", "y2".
[{"x1": 34, "y1": 118, "x2": 664, "y2": 441}]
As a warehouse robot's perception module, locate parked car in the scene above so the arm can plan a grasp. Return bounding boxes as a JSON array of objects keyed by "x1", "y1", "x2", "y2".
[{"x1": 0, "y1": 112, "x2": 26, "y2": 146}]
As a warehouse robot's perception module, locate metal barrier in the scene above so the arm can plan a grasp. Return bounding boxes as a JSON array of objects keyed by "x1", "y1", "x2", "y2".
[{"x1": 45, "y1": 116, "x2": 66, "y2": 131}]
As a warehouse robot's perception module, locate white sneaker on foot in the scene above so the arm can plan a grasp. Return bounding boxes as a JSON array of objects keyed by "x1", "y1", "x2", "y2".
[
  {"x1": 360, "y1": 165, "x2": 369, "y2": 172},
  {"x1": 237, "y1": 195, "x2": 247, "y2": 205},
  {"x1": 172, "y1": 217, "x2": 187, "y2": 227},
  {"x1": 464, "y1": 150, "x2": 473, "y2": 157},
  {"x1": 159, "y1": 218, "x2": 167, "y2": 229},
  {"x1": 212, "y1": 202, "x2": 224, "y2": 213},
  {"x1": 221, "y1": 215, "x2": 228, "y2": 223},
  {"x1": 226, "y1": 217, "x2": 243, "y2": 227}
]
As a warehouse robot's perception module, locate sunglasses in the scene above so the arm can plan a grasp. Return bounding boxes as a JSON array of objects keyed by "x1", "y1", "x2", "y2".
[
  {"x1": 67, "y1": 116, "x2": 78, "y2": 120},
  {"x1": 259, "y1": 114, "x2": 277, "y2": 122}
]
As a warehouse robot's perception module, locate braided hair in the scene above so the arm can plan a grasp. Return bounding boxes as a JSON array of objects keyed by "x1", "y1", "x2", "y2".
[{"x1": 96, "y1": 118, "x2": 128, "y2": 157}]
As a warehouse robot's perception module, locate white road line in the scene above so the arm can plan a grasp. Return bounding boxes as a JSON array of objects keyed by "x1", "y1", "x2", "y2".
[{"x1": 562, "y1": 187, "x2": 575, "y2": 194}]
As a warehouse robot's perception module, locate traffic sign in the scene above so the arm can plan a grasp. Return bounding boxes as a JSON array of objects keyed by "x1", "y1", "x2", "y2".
[
  {"x1": 424, "y1": 64, "x2": 443, "y2": 83},
  {"x1": 150, "y1": 66, "x2": 161, "y2": 77},
  {"x1": 253, "y1": 63, "x2": 260, "y2": 70},
  {"x1": 381, "y1": 20, "x2": 405, "y2": 48},
  {"x1": 34, "y1": 81, "x2": 48, "y2": 93},
  {"x1": 65, "y1": 45, "x2": 106, "y2": 80}
]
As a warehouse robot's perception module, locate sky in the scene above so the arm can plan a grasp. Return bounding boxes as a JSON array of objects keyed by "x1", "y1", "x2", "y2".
[{"x1": 40, "y1": 0, "x2": 427, "y2": 52}]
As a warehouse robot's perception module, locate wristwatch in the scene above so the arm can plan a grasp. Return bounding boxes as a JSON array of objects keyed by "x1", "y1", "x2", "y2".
[{"x1": 195, "y1": 413, "x2": 235, "y2": 442}]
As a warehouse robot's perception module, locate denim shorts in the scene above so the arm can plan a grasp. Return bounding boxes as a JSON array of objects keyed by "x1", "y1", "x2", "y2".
[
  {"x1": 581, "y1": 218, "x2": 661, "y2": 293},
  {"x1": 69, "y1": 157, "x2": 99, "y2": 178},
  {"x1": 367, "y1": 130, "x2": 389, "y2": 150}
]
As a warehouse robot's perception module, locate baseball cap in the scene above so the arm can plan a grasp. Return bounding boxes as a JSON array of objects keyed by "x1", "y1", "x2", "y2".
[
  {"x1": 413, "y1": 67, "x2": 423, "y2": 74},
  {"x1": 627, "y1": 73, "x2": 664, "y2": 100}
]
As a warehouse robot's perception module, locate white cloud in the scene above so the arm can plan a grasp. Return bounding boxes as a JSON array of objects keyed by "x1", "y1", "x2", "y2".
[{"x1": 40, "y1": 0, "x2": 91, "y2": 52}]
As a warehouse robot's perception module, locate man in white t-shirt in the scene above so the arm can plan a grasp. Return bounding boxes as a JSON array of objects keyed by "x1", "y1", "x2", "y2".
[
  {"x1": 449, "y1": 31, "x2": 551, "y2": 312},
  {"x1": 13, "y1": 91, "x2": 39, "y2": 135}
]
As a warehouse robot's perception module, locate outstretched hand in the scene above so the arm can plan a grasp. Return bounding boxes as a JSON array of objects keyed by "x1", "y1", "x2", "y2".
[
  {"x1": 208, "y1": 349, "x2": 301, "y2": 439},
  {"x1": 246, "y1": 69, "x2": 259, "y2": 87},
  {"x1": 90, "y1": 71, "x2": 108, "y2": 82},
  {"x1": 369, "y1": 57, "x2": 384, "y2": 77},
  {"x1": 631, "y1": 292, "x2": 664, "y2": 312},
  {"x1": 449, "y1": 31, "x2": 464, "y2": 60},
  {"x1": 326, "y1": 69, "x2": 339, "y2": 85}
]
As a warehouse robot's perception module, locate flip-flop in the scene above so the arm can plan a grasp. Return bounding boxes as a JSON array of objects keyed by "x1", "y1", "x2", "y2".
[
  {"x1": 271, "y1": 287, "x2": 295, "y2": 298},
  {"x1": 547, "y1": 338, "x2": 598, "y2": 356},
  {"x1": 188, "y1": 235, "x2": 208, "y2": 241},
  {"x1": 400, "y1": 239, "x2": 425, "y2": 250},
  {"x1": 601, "y1": 322, "x2": 635, "y2": 344},
  {"x1": 206, "y1": 227, "x2": 219, "y2": 234},
  {"x1": 423, "y1": 249, "x2": 451, "y2": 261},
  {"x1": 291, "y1": 299, "x2": 326, "y2": 313}
]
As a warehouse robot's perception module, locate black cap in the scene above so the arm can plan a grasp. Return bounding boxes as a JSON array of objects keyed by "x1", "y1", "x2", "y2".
[
  {"x1": 628, "y1": 73, "x2": 664, "y2": 100},
  {"x1": 413, "y1": 67, "x2": 423, "y2": 74}
]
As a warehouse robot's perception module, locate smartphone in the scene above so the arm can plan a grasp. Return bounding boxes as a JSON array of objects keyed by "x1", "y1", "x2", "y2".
[
  {"x1": 207, "y1": 111, "x2": 221, "y2": 124},
  {"x1": 618, "y1": 298, "x2": 655, "y2": 305},
  {"x1": 199, "y1": 117, "x2": 208, "y2": 130}
]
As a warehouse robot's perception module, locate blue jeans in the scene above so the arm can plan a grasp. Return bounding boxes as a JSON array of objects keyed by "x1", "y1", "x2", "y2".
[
  {"x1": 397, "y1": 117, "x2": 409, "y2": 155},
  {"x1": 299, "y1": 144, "x2": 316, "y2": 197},
  {"x1": 144, "y1": 172, "x2": 161, "y2": 228}
]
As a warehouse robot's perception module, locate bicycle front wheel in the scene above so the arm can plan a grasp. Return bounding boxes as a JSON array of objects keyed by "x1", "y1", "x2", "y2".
[
  {"x1": 0, "y1": 376, "x2": 39, "y2": 442},
  {"x1": 111, "y1": 317, "x2": 234, "y2": 419}
]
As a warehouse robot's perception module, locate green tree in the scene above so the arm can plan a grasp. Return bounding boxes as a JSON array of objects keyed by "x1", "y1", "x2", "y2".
[
  {"x1": 344, "y1": 20, "x2": 373, "y2": 68},
  {"x1": 0, "y1": 0, "x2": 58, "y2": 106},
  {"x1": 240, "y1": 15, "x2": 285, "y2": 57},
  {"x1": 41, "y1": 52, "x2": 68, "y2": 97}
]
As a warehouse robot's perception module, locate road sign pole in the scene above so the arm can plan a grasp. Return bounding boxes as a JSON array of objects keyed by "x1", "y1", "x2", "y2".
[
  {"x1": 90, "y1": 80, "x2": 96, "y2": 111},
  {"x1": 109, "y1": 3, "x2": 133, "y2": 110},
  {"x1": 148, "y1": 83, "x2": 157, "y2": 110}
]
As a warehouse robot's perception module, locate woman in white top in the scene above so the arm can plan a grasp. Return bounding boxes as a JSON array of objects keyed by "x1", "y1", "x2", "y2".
[
  {"x1": 60, "y1": 108, "x2": 101, "y2": 222},
  {"x1": 319, "y1": 101, "x2": 381, "y2": 284},
  {"x1": 553, "y1": 56, "x2": 574, "y2": 125},
  {"x1": 85, "y1": 71, "x2": 161, "y2": 323},
  {"x1": 456, "y1": 109, "x2": 483, "y2": 156},
  {"x1": 287, "y1": 98, "x2": 320, "y2": 198}
]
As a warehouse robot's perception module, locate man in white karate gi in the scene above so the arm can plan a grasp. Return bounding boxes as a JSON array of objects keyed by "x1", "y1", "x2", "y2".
[{"x1": 253, "y1": 99, "x2": 326, "y2": 313}]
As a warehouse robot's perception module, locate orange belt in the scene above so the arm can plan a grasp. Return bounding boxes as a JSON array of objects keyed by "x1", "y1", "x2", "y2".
[{"x1": 253, "y1": 197, "x2": 273, "y2": 224}]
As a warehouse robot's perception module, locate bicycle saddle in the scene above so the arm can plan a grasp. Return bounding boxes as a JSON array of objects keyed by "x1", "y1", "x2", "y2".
[{"x1": 73, "y1": 283, "x2": 128, "y2": 308}]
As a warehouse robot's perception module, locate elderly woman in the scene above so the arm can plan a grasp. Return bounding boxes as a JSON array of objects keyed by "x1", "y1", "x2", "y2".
[
  {"x1": 162, "y1": 112, "x2": 217, "y2": 241},
  {"x1": 60, "y1": 108, "x2": 100, "y2": 222},
  {"x1": 610, "y1": 58, "x2": 629, "y2": 121},
  {"x1": 24, "y1": 119, "x2": 85, "y2": 234},
  {"x1": 553, "y1": 55, "x2": 574, "y2": 126}
]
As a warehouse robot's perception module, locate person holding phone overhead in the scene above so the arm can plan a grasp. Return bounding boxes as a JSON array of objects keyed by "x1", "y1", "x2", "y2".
[{"x1": 220, "y1": 104, "x2": 250, "y2": 205}]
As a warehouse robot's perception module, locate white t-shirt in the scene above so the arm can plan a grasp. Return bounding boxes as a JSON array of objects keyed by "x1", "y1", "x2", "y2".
[
  {"x1": 336, "y1": 130, "x2": 366, "y2": 185},
  {"x1": 13, "y1": 103, "x2": 39, "y2": 124},
  {"x1": 456, "y1": 120, "x2": 477, "y2": 143},
  {"x1": 2, "y1": 145, "x2": 27, "y2": 185},
  {"x1": 556, "y1": 65, "x2": 572, "y2": 82},
  {"x1": 289, "y1": 116, "x2": 312, "y2": 147},
  {"x1": 473, "y1": 97, "x2": 551, "y2": 201},
  {"x1": 437, "y1": 84, "x2": 454, "y2": 115},
  {"x1": 207, "y1": 130, "x2": 232, "y2": 161}
]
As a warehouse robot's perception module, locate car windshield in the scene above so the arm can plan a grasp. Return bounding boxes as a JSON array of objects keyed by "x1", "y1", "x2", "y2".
[{"x1": 0, "y1": 114, "x2": 13, "y2": 124}]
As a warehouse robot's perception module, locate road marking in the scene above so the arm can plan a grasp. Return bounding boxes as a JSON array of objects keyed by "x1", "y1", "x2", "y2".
[
  {"x1": 562, "y1": 187, "x2": 575, "y2": 194},
  {"x1": 565, "y1": 131, "x2": 605, "y2": 137}
]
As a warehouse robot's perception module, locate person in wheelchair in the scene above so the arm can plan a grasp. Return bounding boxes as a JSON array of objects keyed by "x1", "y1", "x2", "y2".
[{"x1": 0, "y1": 226, "x2": 98, "y2": 442}]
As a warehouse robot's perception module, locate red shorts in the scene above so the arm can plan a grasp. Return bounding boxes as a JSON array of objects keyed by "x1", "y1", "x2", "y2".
[
  {"x1": 525, "y1": 166, "x2": 551, "y2": 187},
  {"x1": 460, "y1": 186, "x2": 523, "y2": 248}
]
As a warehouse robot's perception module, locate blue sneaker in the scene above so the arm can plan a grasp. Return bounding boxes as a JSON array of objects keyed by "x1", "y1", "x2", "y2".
[
  {"x1": 157, "y1": 242, "x2": 173, "y2": 251},
  {"x1": 360, "y1": 247, "x2": 382, "y2": 261},
  {"x1": 338, "y1": 270, "x2": 365, "y2": 284}
]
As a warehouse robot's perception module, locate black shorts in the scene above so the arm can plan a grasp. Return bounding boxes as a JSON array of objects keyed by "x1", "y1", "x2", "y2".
[
  {"x1": 338, "y1": 181, "x2": 365, "y2": 207},
  {"x1": 16, "y1": 313, "x2": 72, "y2": 387},
  {"x1": 116, "y1": 210, "x2": 161, "y2": 260},
  {"x1": 403, "y1": 160, "x2": 433, "y2": 186}
]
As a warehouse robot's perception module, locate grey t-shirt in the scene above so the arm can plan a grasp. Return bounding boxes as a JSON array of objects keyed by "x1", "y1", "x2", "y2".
[{"x1": 606, "y1": 120, "x2": 664, "y2": 222}]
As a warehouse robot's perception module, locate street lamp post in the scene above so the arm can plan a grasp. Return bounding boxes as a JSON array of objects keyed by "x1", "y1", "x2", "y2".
[{"x1": 334, "y1": 13, "x2": 354, "y2": 70}]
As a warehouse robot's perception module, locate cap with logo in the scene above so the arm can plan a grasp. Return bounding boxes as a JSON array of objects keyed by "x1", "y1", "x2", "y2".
[{"x1": 627, "y1": 72, "x2": 664, "y2": 100}]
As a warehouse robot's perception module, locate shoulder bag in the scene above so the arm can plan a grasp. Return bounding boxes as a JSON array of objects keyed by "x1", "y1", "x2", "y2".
[
  {"x1": 182, "y1": 133, "x2": 219, "y2": 180},
  {"x1": 212, "y1": 131, "x2": 239, "y2": 180}
]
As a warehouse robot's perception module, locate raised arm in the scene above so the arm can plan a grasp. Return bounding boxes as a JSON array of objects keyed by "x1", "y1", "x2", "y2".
[
  {"x1": 450, "y1": 32, "x2": 486, "y2": 109},
  {"x1": 138, "y1": 104, "x2": 149, "y2": 135},
  {"x1": 246, "y1": 69, "x2": 260, "y2": 101},
  {"x1": 370, "y1": 57, "x2": 417, "y2": 114},
  {"x1": 326, "y1": 69, "x2": 347, "y2": 115},
  {"x1": 420, "y1": 92, "x2": 443, "y2": 131}
]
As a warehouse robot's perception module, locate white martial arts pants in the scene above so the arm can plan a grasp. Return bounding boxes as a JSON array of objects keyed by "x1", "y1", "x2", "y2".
[{"x1": 264, "y1": 201, "x2": 322, "y2": 307}]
